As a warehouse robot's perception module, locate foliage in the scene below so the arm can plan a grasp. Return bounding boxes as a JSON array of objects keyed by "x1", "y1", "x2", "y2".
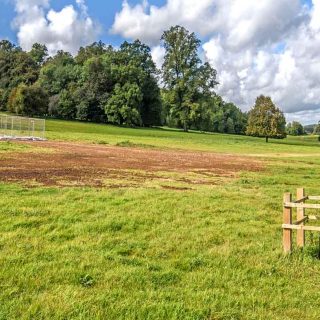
[
  {"x1": 105, "y1": 83, "x2": 143, "y2": 126},
  {"x1": 8, "y1": 83, "x2": 49, "y2": 116},
  {"x1": 38, "y1": 51, "x2": 79, "y2": 96},
  {"x1": 119, "y1": 40, "x2": 162, "y2": 126},
  {"x1": 0, "y1": 40, "x2": 39, "y2": 110},
  {"x1": 29, "y1": 43, "x2": 48, "y2": 66},
  {"x1": 76, "y1": 41, "x2": 110, "y2": 65},
  {"x1": 246, "y1": 95, "x2": 286, "y2": 142},
  {"x1": 48, "y1": 89, "x2": 77, "y2": 120},
  {"x1": 161, "y1": 26, "x2": 218, "y2": 131},
  {"x1": 1, "y1": 32, "x2": 250, "y2": 134},
  {"x1": 287, "y1": 121, "x2": 305, "y2": 136}
]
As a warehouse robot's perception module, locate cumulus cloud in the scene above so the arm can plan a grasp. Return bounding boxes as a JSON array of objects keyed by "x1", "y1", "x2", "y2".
[
  {"x1": 13, "y1": 0, "x2": 100, "y2": 55},
  {"x1": 112, "y1": 0, "x2": 320, "y2": 123},
  {"x1": 111, "y1": 0, "x2": 302, "y2": 47},
  {"x1": 111, "y1": 0, "x2": 217, "y2": 45},
  {"x1": 203, "y1": 0, "x2": 320, "y2": 122}
]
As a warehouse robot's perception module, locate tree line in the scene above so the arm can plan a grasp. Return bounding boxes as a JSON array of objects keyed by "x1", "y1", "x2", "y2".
[
  {"x1": 0, "y1": 25, "x2": 313, "y2": 140},
  {"x1": 0, "y1": 26, "x2": 247, "y2": 135}
]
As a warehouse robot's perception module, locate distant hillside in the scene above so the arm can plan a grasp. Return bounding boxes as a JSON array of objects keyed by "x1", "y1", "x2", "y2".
[{"x1": 304, "y1": 124, "x2": 316, "y2": 134}]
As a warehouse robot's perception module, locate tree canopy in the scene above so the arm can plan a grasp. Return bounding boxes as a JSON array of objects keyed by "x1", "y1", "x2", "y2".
[
  {"x1": 286, "y1": 121, "x2": 305, "y2": 136},
  {"x1": 246, "y1": 95, "x2": 286, "y2": 142},
  {"x1": 161, "y1": 26, "x2": 218, "y2": 132},
  {"x1": 0, "y1": 27, "x2": 289, "y2": 138}
]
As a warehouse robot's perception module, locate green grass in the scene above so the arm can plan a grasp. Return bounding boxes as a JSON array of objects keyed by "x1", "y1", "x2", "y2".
[
  {"x1": 46, "y1": 119, "x2": 320, "y2": 155},
  {"x1": 1, "y1": 120, "x2": 320, "y2": 319},
  {"x1": 0, "y1": 141, "x2": 30, "y2": 153}
]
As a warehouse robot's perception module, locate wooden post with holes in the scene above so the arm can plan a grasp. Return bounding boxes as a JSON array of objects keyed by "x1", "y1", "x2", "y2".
[
  {"x1": 297, "y1": 188, "x2": 305, "y2": 248},
  {"x1": 283, "y1": 192, "x2": 292, "y2": 253}
]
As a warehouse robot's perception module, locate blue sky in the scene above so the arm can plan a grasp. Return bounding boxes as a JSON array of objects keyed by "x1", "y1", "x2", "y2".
[
  {"x1": 0, "y1": 0, "x2": 319, "y2": 123},
  {"x1": 0, "y1": 0, "x2": 310, "y2": 45},
  {"x1": 0, "y1": 0, "x2": 166, "y2": 46}
]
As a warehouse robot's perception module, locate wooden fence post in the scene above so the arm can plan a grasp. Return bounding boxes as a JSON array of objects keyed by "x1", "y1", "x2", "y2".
[
  {"x1": 283, "y1": 192, "x2": 292, "y2": 253},
  {"x1": 296, "y1": 188, "x2": 305, "y2": 248}
]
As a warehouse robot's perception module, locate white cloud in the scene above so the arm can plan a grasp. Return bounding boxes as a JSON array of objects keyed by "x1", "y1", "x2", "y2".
[
  {"x1": 111, "y1": 0, "x2": 217, "y2": 45},
  {"x1": 112, "y1": 0, "x2": 320, "y2": 124},
  {"x1": 151, "y1": 45, "x2": 165, "y2": 68},
  {"x1": 13, "y1": 0, "x2": 101, "y2": 55},
  {"x1": 203, "y1": 0, "x2": 320, "y2": 124},
  {"x1": 111, "y1": 0, "x2": 302, "y2": 47}
]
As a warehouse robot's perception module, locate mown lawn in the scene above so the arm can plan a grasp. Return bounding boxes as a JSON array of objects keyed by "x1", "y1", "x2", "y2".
[
  {"x1": 46, "y1": 118, "x2": 320, "y2": 155},
  {"x1": 1, "y1": 120, "x2": 320, "y2": 319}
]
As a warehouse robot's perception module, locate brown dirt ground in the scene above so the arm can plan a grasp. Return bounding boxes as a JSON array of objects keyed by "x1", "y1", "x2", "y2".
[{"x1": 0, "y1": 141, "x2": 263, "y2": 188}]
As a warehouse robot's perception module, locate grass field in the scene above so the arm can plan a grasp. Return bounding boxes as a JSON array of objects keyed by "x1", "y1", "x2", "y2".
[
  {"x1": 1, "y1": 119, "x2": 320, "y2": 319},
  {"x1": 46, "y1": 119, "x2": 320, "y2": 155}
]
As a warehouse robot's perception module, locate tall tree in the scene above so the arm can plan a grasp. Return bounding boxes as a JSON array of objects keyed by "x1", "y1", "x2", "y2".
[
  {"x1": 161, "y1": 25, "x2": 218, "y2": 131},
  {"x1": 246, "y1": 95, "x2": 286, "y2": 142},
  {"x1": 0, "y1": 40, "x2": 39, "y2": 110},
  {"x1": 75, "y1": 54, "x2": 114, "y2": 122},
  {"x1": 118, "y1": 40, "x2": 162, "y2": 126}
]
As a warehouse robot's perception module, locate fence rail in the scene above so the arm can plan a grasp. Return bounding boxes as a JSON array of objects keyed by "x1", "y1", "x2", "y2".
[
  {"x1": 0, "y1": 115, "x2": 46, "y2": 140},
  {"x1": 283, "y1": 188, "x2": 320, "y2": 253}
]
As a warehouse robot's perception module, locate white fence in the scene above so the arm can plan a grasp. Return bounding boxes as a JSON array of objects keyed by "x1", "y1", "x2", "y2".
[{"x1": 0, "y1": 115, "x2": 46, "y2": 140}]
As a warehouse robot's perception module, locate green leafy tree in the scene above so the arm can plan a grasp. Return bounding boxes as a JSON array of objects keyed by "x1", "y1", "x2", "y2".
[
  {"x1": 286, "y1": 121, "x2": 305, "y2": 136},
  {"x1": 73, "y1": 40, "x2": 162, "y2": 125},
  {"x1": 0, "y1": 41, "x2": 39, "y2": 88},
  {"x1": 10, "y1": 84, "x2": 48, "y2": 116},
  {"x1": 161, "y1": 25, "x2": 218, "y2": 131},
  {"x1": 0, "y1": 40, "x2": 39, "y2": 110},
  {"x1": 48, "y1": 89, "x2": 77, "y2": 119},
  {"x1": 38, "y1": 51, "x2": 79, "y2": 96},
  {"x1": 29, "y1": 43, "x2": 48, "y2": 66},
  {"x1": 114, "y1": 40, "x2": 162, "y2": 126},
  {"x1": 226, "y1": 118, "x2": 235, "y2": 134},
  {"x1": 105, "y1": 83, "x2": 142, "y2": 126},
  {"x1": 246, "y1": 95, "x2": 286, "y2": 142},
  {"x1": 75, "y1": 54, "x2": 114, "y2": 122},
  {"x1": 76, "y1": 41, "x2": 110, "y2": 65},
  {"x1": 0, "y1": 37, "x2": 252, "y2": 134},
  {"x1": 172, "y1": 92, "x2": 247, "y2": 134}
]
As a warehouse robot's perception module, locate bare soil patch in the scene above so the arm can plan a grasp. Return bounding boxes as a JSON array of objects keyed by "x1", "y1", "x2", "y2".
[{"x1": 0, "y1": 141, "x2": 263, "y2": 187}]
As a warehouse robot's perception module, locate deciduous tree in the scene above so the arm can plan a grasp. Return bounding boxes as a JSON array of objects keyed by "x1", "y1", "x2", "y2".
[
  {"x1": 286, "y1": 121, "x2": 305, "y2": 136},
  {"x1": 105, "y1": 83, "x2": 143, "y2": 126},
  {"x1": 11, "y1": 84, "x2": 48, "y2": 116},
  {"x1": 161, "y1": 26, "x2": 218, "y2": 131},
  {"x1": 246, "y1": 95, "x2": 286, "y2": 142}
]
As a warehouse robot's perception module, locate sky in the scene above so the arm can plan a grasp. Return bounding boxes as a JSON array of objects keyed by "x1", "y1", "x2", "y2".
[{"x1": 0, "y1": 0, "x2": 319, "y2": 124}]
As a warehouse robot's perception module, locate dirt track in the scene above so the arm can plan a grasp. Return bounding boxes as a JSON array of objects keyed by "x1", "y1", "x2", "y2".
[{"x1": 0, "y1": 141, "x2": 262, "y2": 187}]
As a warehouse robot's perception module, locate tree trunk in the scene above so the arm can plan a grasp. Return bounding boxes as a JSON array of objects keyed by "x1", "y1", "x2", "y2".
[{"x1": 266, "y1": 136, "x2": 269, "y2": 143}]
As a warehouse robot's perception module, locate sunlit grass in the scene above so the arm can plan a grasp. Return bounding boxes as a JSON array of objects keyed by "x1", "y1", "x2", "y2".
[
  {"x1": 1, "y1": 119, "x2": 320, "y2": 319},
  {"x1": 45, "y1": 119, "x2": 320, "y2": 155}
]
